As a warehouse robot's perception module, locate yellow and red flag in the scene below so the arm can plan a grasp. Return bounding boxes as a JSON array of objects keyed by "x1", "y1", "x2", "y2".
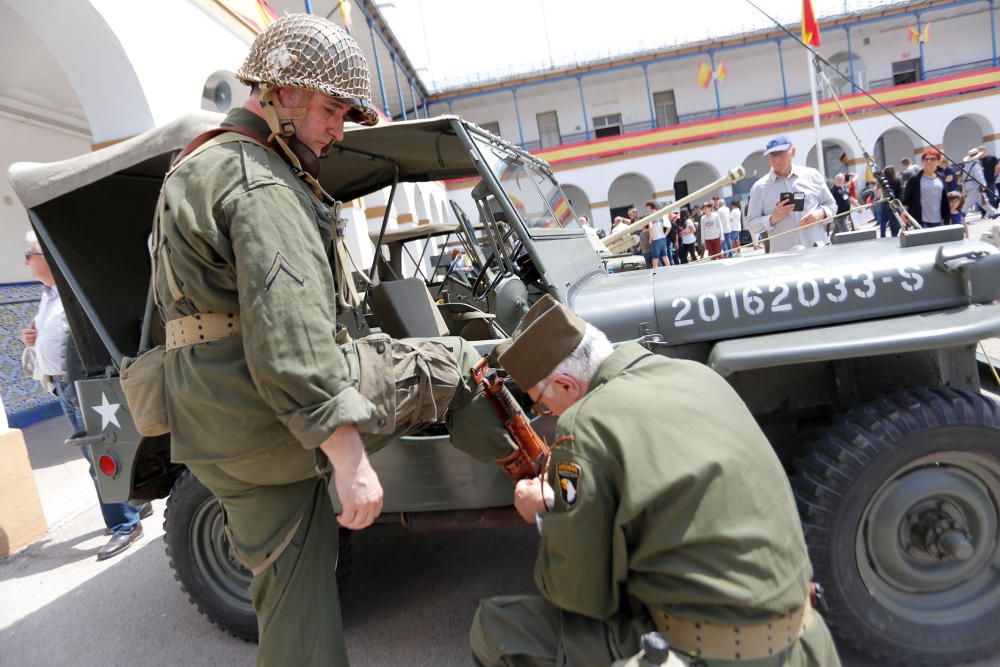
[
  {"x1": 802, "y1": 0, "x2": 821, "y2": 47},
  {"x1": 338, "y1": 0, "x2": 353, "y2": 34},
  {"x1": 217, "y1": 0, "x2": 279, "y2": 34},
  {"x1": 908, "y1": 23, "x2": 931, "y2": 45},
  {"x1": 696, "y1": 61, "x2": 726, "y2": 89}
]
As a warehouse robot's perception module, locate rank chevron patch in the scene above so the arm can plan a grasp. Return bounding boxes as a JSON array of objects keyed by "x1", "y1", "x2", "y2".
[{"x1": 264, "y1": 251, "x2": 306, "y2": 290}]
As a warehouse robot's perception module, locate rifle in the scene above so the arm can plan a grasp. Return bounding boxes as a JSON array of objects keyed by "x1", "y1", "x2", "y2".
[{"x1": 470, "y1": 357, "x2": 549, "y2": 482}]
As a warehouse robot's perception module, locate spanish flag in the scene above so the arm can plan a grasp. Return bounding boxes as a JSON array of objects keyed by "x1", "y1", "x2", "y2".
[
  {"x1": 908, "y1": 23, "x2": 931, "y2": 45},
  {"x1": 548, "y1": 188, "x2": 574, "y2": 226},
  {"x1": 338, "y1": 0, "x2": 353, "y2": 34},
  {"x1": 696, "y1": 61, "x2": 726, "y2": 89},
  {"x1": 218, "y1": 0, "x2": 279, "y2": 34},
  {"x1": 802, "y1": 0, "x2": 821, "y2": 47}
]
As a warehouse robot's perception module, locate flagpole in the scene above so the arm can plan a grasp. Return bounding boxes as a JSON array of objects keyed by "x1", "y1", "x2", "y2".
[{"x1": 807, "y1": 50, "x2": 826, "y2": 183}]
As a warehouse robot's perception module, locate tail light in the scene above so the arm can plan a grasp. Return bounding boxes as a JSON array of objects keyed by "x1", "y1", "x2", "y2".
[{"x1": 97, "y1": 453, "x2": 119, "y2": 478}]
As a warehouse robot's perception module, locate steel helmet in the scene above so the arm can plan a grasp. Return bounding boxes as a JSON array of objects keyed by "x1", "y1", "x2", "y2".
[{"x1": 236, "y1": 14, "x2": 378, "y2": 126}]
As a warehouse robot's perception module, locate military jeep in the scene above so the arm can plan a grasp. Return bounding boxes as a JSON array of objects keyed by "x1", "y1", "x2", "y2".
[{"x1": 9, "y1": 111, "x2": 1000, "y2": 667}]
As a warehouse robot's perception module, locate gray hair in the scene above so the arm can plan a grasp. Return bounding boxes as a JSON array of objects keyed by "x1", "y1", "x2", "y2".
[
  {"x1": 25, "y1": 229, "x2": 41, "y2": 252},
  {"x1": 531, "y1": 323, "x2": 613, "y2": 394}
]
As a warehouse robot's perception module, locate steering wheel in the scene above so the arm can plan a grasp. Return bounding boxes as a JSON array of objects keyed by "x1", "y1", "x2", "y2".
[{"x1": 469, "y1": 223, "x2": 542, "y2": 300}]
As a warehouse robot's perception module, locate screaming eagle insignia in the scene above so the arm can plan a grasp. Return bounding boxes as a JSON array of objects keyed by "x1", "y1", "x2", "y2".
[{"x1": 556, "y1": 462, "x2": 582, "y2": 507}]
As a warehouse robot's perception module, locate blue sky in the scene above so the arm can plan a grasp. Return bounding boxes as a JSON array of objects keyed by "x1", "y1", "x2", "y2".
[{"x1": 381, "y1": 0, "x2": 899, "y2": 90}]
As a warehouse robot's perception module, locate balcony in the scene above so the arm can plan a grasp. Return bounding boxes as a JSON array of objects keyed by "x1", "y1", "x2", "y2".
[
  {"x1": 515, "y1": 61, "x2": 1000, "y2": 167},
  {"x1": 513, "y1": 59, "x2": 1000, "y2": 158}
]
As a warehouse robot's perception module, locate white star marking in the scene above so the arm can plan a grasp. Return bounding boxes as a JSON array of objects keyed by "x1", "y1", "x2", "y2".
[{"x1": 92, "y1": 392, "x2": 121, "y2": 431}]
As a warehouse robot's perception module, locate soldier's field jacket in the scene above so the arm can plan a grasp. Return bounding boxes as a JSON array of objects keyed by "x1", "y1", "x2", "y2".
[
  {"x1": 536, "y1": 343, "x2": 831, "y2": 662},
  {"x1": 157, "y1": 108, "x2": 373, "y2": 472}
]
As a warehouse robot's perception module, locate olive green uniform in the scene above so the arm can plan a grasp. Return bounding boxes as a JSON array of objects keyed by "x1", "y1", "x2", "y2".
[
  {"x1": 157, "y1": 108, "x2": 512, "y2": 665},
  {"x1": 471, "y1": 343, "x2": 841, "y2": 667}
]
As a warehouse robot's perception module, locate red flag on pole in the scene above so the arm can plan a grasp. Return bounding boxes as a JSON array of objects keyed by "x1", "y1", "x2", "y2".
[{"x1": 802, "y1": 0, "x2": 821, "y2": 47}]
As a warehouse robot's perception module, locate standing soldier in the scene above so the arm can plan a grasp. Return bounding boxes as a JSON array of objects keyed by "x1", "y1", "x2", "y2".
[
  {"x1": 470, "y1": 296, "x2": 841, "y2": 667},
  {"x1": 153, "y1": 15, "x2": 514, "y2": 665}
]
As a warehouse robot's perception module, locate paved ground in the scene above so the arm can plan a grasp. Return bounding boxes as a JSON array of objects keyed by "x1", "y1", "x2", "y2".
[{"x1": 3, "y1": 218, "x2": 1000, "y2": 667}]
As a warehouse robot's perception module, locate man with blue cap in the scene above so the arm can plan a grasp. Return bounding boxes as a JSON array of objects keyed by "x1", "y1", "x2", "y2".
[{"x1": 746, "y1": 135, "x2": 837, "y2": 253}]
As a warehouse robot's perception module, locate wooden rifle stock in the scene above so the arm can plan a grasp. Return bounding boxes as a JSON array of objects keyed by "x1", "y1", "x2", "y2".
[{"x1": 471, "y1": 357, "x2": 549, "y2": 482}]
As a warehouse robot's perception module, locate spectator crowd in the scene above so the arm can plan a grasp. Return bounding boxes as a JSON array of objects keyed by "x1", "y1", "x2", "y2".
[{"x1": 602, "y1": 134, "x2": 999, "y2": 268}]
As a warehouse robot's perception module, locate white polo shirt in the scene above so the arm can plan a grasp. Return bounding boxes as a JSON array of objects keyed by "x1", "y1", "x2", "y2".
[{"x1": 33, "y1": 285, "x2": 70, "y2": 377}]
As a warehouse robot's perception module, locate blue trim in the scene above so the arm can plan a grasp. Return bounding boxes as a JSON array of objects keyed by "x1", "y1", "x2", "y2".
[
  {"x1": 392, "y1": 56, "x2": 407, "y2": 120},
  {"x1": 304, "y1": 0, "x2": 312, "y2": 14},
  {"x1": 991, "y1": 0, "x2": 997, "y2": 67},
  {"x1": 512, "y1": 89, "x2": 524, "y2": 146},
  {"x1": 777, "y1": 39, "x2": 789, "y2": 106},
  {"x1": 846, "y1": 27, "x2": 857, "y2": 93},
  {"x1": 7, "y1": 400, "x2": 62, "y2": 429},
  {"x1": 642, "y1": 64, "x2": 656, "y2": 127},
  {"x1": 709, "y1": 52, "x2": 722, "y2": 119},
  {"x1": 917, "y1": 13, "x2": 926, "y2": 80},
  {"x1": 430, "y1": 0, "x2": 984, "y2": 104},
  {"x1": 410, "y1": 79, "x2": 420, "y2": 119},
  {"x1": 367, "y1": 18, "x2": 391, "y2": 117},
  {"x1": 577, "y1": 77, "x2": 591, "y2": 141}
]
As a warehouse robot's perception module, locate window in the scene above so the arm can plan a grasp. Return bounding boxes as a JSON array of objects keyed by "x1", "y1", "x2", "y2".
[
  {"x1": 536, "y1": 111, "x2": 562, "y2": 148},
  {"x1": 480, "y1": 121, "x2": 501, "y2": 136},
  {"x1": 653, "y1": 90, "x2": 678, "y2": 128},
  {"x1": 892, "y1": 59, "x2": 921, "y2": 86},
  {"x1": 592, "y1": 113, "x2": 623, "y2": 139}
]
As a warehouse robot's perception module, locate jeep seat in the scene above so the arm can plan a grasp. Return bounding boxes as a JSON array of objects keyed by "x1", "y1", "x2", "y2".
[{"x1": 368, "y1": 277, "x2": 451, "y2": 338}]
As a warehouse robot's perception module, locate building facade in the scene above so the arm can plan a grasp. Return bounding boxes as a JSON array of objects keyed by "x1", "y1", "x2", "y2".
[{"x1": 430, "y1": 0, "x2": 1000, "y2": 232}]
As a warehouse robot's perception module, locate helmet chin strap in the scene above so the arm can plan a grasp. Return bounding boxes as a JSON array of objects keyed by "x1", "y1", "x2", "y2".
[{"x1": 259, "y1": 83, "x2": 333, "y2": 201}]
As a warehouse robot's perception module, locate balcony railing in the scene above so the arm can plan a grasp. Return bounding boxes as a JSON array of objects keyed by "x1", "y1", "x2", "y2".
[{"x1": 505, "y1": 58, "x2": 998, "y2": 152}]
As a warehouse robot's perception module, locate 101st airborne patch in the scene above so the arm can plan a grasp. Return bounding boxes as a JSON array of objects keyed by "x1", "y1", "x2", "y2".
[{"x1": 556, "y1": 462, "x2": 582, "y2": 507}]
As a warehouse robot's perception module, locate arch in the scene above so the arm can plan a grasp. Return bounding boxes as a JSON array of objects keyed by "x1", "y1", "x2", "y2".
[
  {"x1": 6, "y1": 1, "x2": 154, "y2": 142},
  {"x1": 561, "y1": 184, "x2": 591, "y2": 223},
  {"x1": 874, "y1": 127, "x2": 917, "y2": 172},
  {"x1": 608, "y1": 172, "x2": 655, "y2": 223},
  {"x1": 944, "y1": 114, "x2": 994, "y2": 162},
  {"x1": 413, "y1": 184, "x2": 430, "y2": 225},
  {"x1": 806, "y1": 139, "x2": 853, "y2": 181},
  {"x1": 673, "y1": 162, "x2": 721, "y2": 204},
  {"x1": 732, "y1": 151, "x2": 770, "y2": 202}
]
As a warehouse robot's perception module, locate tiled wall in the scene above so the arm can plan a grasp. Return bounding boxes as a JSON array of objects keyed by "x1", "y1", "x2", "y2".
[{"x1": 0, "y1": 282, "x2": 58, "y2": 426}]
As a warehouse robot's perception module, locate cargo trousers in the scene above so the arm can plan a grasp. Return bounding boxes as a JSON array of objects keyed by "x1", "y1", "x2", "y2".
[{"x1": 187, "y1": 334, "x2": 516, "y2": 667}]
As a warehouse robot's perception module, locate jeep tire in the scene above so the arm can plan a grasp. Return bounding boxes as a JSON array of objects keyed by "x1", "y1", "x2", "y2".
[
  {"x1": 794, "y1": 387, "x2": 1000, "y2": 666},
  {"x1": 164, "y1": 470, "x2": 352, "y2": 642}
]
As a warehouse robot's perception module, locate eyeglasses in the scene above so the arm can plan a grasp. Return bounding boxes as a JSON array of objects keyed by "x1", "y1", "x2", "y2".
[
  {"x1": 23, "y1": 252, "x2": 43, "y2": 261},
  {"x1": 530, "y1": 376, "x2": 556, "y2": 417}
]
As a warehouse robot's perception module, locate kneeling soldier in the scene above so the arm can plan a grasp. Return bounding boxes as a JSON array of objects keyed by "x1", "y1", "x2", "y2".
[{"x1": 470, "y1": 295, "x2": 841, "y2": 667}]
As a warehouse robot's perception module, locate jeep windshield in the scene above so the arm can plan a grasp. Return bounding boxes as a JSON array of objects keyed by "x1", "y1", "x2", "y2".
[{"x1": 469, "y1": 131, "x2": 581, "y2": 237}]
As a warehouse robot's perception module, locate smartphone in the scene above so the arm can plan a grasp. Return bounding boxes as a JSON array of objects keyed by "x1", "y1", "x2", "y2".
[{"x1": 779, "y1": 192, "x2": 805, "y2": 212}]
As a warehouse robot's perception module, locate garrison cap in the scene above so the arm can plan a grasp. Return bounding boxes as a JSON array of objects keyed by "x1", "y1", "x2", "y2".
[{"x1": 495, "y1": 294, "x2": 587, "y2": 389}]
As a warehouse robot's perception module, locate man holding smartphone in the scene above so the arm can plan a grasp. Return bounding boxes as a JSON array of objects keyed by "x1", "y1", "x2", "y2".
[{"x1": 747, "y1": 135, "x2": 837, "y2": 253}]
